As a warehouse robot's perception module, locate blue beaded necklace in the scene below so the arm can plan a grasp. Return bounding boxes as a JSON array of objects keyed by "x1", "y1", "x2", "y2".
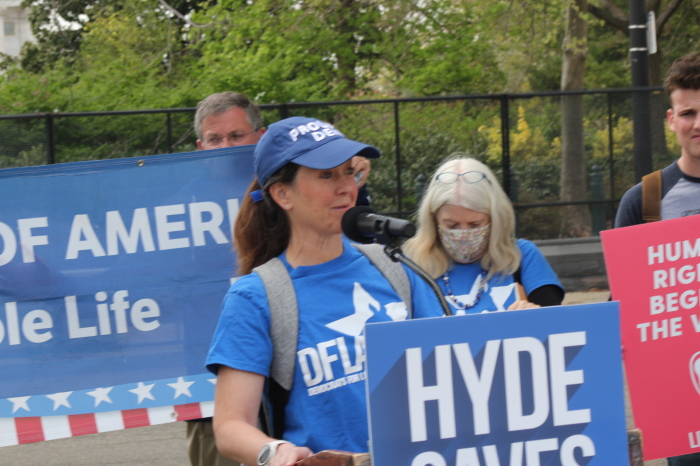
[{"x1": 441, "y1": 268, "x2": 488, "y2": 309}]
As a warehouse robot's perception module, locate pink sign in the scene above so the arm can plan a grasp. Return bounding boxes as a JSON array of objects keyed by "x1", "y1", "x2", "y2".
[{"x1": 601, "y1": 214, "x2": 700, "y2": 460}]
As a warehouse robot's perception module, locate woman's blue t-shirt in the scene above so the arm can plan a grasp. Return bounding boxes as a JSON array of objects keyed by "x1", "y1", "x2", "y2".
[
  {"x1": 206, "y1": 241, "x2": 443, "y2": 453},
  {"x1": 438, "y1": 239, "x2": 563, "y2": 315}
]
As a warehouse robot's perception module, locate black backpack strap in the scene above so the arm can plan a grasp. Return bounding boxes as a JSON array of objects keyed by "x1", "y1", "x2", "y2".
[
  {"x1": 642, "y1": 169, "x2": 662, "y2": 222},
  {"x1": 258, "y1": 377, "x2": 289, "y2": 438},
  {"x1": 352, "y1": 243, "x2": 413, "y2": 318}
]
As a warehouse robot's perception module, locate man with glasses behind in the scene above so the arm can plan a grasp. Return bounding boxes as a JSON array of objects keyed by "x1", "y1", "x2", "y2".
[{"x1": 195, "y1": 92, "x2": 266, "y2": 151}]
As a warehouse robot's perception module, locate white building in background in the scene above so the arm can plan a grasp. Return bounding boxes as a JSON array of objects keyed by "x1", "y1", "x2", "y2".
[{"x1": 0, "y1": 0, "x2": 33, "y2": 57}]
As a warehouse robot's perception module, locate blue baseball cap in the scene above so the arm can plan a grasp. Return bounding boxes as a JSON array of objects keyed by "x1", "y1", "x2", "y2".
[{"x1": 253, "y1": 116, "x2": 381, "y2": 186}]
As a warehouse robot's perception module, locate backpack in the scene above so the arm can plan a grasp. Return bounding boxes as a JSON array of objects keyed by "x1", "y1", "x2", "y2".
[
  {"x1": 251, "y1": 243, "x2": 413, "y2": 437},
  {"x1": 641, "y1": 169, "x2": 662, "y2": 222}
]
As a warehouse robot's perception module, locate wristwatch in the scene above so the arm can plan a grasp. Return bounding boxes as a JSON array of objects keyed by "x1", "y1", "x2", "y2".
[{"x1": 257, "y1": 440, "x2": 293, "y2": 465}]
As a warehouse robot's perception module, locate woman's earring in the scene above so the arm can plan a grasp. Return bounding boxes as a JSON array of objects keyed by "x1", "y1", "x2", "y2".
[{"x1": 285, "y1": 204, "x2": 291, "y2": 209}]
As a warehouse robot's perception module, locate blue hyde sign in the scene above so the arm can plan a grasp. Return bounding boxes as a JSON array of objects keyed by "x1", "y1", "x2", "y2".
[
  {"x1": 365, "y1": 303, "x2": 628, "y2": 466},
  {"x1": 0, "y1": 147, "x2": 254, "y2": 417}
]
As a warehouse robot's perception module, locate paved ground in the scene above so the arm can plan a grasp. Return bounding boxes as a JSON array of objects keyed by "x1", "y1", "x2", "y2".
[
  {"x1": 1, "y1": 291, "x2": 668, "y2": 465},
  {"x1": 561, "y1": 290, "x2": 610, "y2": 305},
  {"x1": 1, "y1": 421, "x2": 189, "y2": 465}
]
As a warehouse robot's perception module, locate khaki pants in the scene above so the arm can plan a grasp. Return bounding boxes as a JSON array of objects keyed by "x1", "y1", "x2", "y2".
[{"x1": 186, "y1": 420, "x2": 241, "y2": 466}]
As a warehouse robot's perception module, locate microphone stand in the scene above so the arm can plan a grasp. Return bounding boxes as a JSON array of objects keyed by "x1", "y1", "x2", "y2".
[{"x1": 382, "y1": 241, "x2": 453, "y2": 317}]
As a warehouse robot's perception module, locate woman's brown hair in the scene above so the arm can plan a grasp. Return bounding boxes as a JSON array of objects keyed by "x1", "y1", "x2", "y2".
[{"x1": 234, "y1": 163, "x2": 300, "y2": 275}]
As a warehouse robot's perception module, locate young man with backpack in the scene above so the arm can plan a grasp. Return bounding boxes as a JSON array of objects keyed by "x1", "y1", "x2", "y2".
[
  {"x1": 615, "y1": 53, "x2": 700, "y2": 228},
  {"x1": 615, "y1": 53, "x2": 700, "y2": 466}
]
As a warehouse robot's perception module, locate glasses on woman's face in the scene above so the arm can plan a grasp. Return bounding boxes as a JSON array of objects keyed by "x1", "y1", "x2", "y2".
[{"x1": 435, "y1": 171, "x2": 488, "y2": 184}]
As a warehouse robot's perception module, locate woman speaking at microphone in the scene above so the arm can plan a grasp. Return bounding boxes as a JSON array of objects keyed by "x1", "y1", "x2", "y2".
[
  {"x1": 403, "y1": 156, "x2": 564, "y2": 315},
  {"x1": 205, "y1": 117, "x2": 443, "y2": 466}
]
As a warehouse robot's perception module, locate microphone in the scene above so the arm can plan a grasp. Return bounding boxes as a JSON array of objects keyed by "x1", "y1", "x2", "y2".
[{"x1": 342, "y1": 206, "x2": 417, "y2": 245}]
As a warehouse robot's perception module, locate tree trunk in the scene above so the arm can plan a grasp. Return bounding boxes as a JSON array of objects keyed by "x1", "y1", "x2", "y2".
[{"x1": 560, "y1": 0, "x2": 591, "y2": 237}]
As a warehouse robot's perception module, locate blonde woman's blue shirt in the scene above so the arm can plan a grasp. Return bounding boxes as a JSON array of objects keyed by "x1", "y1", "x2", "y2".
[{"x1": 440, "y1": 239, "x2": 563, "y2": 315}]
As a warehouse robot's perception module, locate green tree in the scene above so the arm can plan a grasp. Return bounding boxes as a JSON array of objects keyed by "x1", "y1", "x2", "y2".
[
  {"x1": 375, "y1": 0, "x2": 505, "y2": 96},
  {"x1": 189, "y1": 0, "x2": 384, "y2": 102},
  {"x1": 18, "y1": 1, "x2": 204, "y2": 72},
  {"x1": 0, "y1": 1, "x2": 208, "y2": 162}
]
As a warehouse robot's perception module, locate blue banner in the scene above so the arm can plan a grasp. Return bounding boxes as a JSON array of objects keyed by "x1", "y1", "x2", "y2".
[
  {"x1": 365, "y1": 303, "x2": 628, "y2": 466},
  {"x1": 0, "y1": 146, "x2": 254, "y2": 417}
]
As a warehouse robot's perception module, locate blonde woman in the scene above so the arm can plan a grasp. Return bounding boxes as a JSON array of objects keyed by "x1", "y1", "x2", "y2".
[{"x1": 404, "y1": 156, "x2": 564, "y2": 315}]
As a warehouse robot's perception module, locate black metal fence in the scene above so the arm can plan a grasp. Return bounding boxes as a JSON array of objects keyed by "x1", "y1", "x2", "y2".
[{"x1": 0, "y1": 87, "x2": 671, "y2": 240}]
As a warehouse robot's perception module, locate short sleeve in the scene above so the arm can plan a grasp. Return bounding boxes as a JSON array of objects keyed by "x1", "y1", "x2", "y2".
[
  {"x1": 403, "y1": 264, "x2": 446, "y2": 319},
  {"x1": 517, "y1": 239, "x2": 564, "y2": 296},
  {"x1": 614, "y1": 183, "x2": 643, "y2": 228},
  {"x1": 205, "y1": 273, "x2": 274, "y2": 376}
]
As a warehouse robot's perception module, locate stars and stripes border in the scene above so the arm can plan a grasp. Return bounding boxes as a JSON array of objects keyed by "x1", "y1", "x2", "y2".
[
  {"x1": 0, "y1": 401, "x2": 213, "y2": 447},
  {"x1": 1, "y1": 374, "x2": 215, "y2": 418}
]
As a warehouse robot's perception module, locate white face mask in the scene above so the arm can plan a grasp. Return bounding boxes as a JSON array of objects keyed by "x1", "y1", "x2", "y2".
[{"x1": 438, "y1": 224, "x2": 490, "y2": 263}]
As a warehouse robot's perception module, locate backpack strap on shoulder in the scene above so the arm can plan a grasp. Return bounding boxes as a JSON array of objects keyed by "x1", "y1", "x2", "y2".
[
  {"x1": 253, "y1": 258, "x2": 298, "y2": 437},
  {"x1": 253, "y1": 258, "x2": 298, "y2": 391},
  {"x1": 642, "y1": 169, "x2": 662, "y2": 222},
  {"x1": 352, "y1": 243, "x2": 413, "y2": 318}
]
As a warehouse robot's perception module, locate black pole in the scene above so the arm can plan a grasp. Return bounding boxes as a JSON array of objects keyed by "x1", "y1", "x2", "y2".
[
  {"x1": 607, "y1": 93, "x2": 617, "y2": 223},
  {"x1": 607, "y1": 93, "x2": 615, "y2": 201},
  {"x1": 394, "y1": 101, "x2": 403, "y2": 216},
  {"x1": 500, "y1": 95, "x2": 511, "y2": 198},
  {"x1": 166, "y1": 112, "x2": 173, "y2": 153},
  {"x1": 45, "y1": 114, "x2": 55, "y2": 164},
  {"x1": 629, "y1": 0, "x2": 653, "y2": 182}
]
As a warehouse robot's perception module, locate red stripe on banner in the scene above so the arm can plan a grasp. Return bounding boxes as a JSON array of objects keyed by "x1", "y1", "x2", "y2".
[
  {"x1": 68, "y1": 413, "x2": 98, "y2": 436},
  {"x1": 15, "y1": 417, "x2": 45, "y2": 444},
  {"x1": 174, "y1": 403, "x2": 202, "y2": 421},
  {"x1": 121, "y1": 408, "x2": 150, "y2": 429}
]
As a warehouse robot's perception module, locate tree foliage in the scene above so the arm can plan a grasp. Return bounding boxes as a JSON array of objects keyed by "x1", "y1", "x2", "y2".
[
  {"x1": 3, "y1": 0, "x2": 700, "y2": 237},
  {"x1": 374, "y1": 0, "x2": 505, "y2": 95},
  {"x1": 187, "y1": 0, "x2": 386, "y2": 102},
  {"x1": 9, "y1": 0, "x2": 699, "y2": 111}
]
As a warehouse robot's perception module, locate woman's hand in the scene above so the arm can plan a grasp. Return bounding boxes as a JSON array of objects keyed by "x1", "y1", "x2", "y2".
[
  {"x1": 352, "y1": 156, "x2": 371, "y2": 188},
  {"x1": 507, "y1": 299, "x2": 541, "y2": 311},
  {"x1": 213, "y1": 367, "x2": 315, "y2": 465},
  {"x1": 270, "y1": 443, "x2": 314, "y2": 466},
  {"x1": 509, "y1": 283, "x2": 540, "y2": 310}
]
